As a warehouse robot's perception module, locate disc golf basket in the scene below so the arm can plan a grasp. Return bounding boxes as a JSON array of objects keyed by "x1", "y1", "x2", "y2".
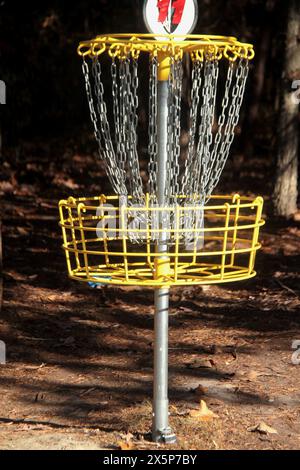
[{"x1": 59, "y1": 13, "x2": 264, "y2": 443}]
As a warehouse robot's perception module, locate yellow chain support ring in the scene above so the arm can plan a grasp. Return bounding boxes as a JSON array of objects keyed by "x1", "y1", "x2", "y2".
[{"x1": 77, "y1": 33, "x2": 255, "y2": 62}]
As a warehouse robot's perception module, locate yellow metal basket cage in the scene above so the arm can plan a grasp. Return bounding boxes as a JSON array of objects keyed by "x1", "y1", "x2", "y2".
[{"x1": 59, "y1": 193, "x2": 264, "y2": 288}]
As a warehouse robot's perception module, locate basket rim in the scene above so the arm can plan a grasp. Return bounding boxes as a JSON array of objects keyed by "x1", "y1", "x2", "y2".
[
  {"x1": 58, "y1": 193, "x2": 264, "y2": 211},
  {"x1": 77, "y1": 33, "x2": 254, "y2": 61}
]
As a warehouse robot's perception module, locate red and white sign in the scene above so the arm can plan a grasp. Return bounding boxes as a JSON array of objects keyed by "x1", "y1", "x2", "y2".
[{"x1": 143, "y1": 0, "x2": 198, "y2": 37}]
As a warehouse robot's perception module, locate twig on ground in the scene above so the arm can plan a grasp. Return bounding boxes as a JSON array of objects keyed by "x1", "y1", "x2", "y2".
[{"x1": 274, "y1": 278, "x2": 298, "y2": 296}]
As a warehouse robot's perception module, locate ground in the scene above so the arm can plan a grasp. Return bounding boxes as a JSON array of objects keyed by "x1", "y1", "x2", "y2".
[{"x1": 0, "y1": 142, "x2": 300, "y2": 450}]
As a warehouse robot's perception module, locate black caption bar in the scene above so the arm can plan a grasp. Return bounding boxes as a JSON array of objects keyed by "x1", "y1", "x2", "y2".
[{"x1": 0, "y1": 450, "x2": 293, "y2": 466}]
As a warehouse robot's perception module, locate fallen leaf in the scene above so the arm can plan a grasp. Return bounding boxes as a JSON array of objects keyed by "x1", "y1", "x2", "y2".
[
  {"x1": 52, "y1": 176, "x2": 80, "y2": 190},
  {"x1": 187, "y1": 359, "x2": 215, "y2": 369},
  {"x1": 118, "y1": 441, "x2": 133, "y2": 450},
  {"x1": 4, "y1": 271, "x2": 28, "y2": 282},
  {"x1": 247, "y1": 422, "x2": 278, "y2": 435},
  {"x1": 189, "y1": 400, "x2": 218, "y2": 421},
  {"x1": 118, "y1": 432, "x2": 134, "y2": 450},
  {"x1": 193, "y1": 384, "x2": 206, "y2": 397},
  {"x1": 247, "y1": 370, "x2": 260, "y2": 381},
  {"x1": 0, "y1": 181, "x2": 14, "y2": 193},
  {"x1": 245, "y1": 370, "x2": 278, "y2": 382},
  {"x1": 16, "y1": 227, "x2": 30, "y2": 236},
  {"x1": 170, "y1": 405, "x2": 187, "y2": 416},
  {"x1": 22, "y1": 363, "x2": 47, "y2": 371},
  {"x1": 293, "y1": 211, "x2": 300, "y2": 222},
  {"x1": 201, "y1": 285, "x2": 211, "y2": 292}
]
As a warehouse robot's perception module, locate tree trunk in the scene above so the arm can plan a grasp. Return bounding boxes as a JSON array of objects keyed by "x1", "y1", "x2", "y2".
[{"x1": 273, "y1": 0, "x2": 299, "y2": 217}]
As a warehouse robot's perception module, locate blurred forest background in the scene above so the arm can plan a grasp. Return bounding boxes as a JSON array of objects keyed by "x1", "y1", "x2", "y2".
[{"x1": 0, "y1": 0, "x2": 299, "y2": 216}]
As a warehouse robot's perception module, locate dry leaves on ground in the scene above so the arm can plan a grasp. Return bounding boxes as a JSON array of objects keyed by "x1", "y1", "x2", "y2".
[
  {"x1": 247, "y1": 422, "x2": 278, "y2": 435},
  {"x1": 117, "y1": 432, "x2": 135, "y2": 450},
  {"x1": 187, "y1": 358, "x2": 215, "y2": 369},
  {"x1": 189, "y1": 400, "x2": 219, "y2": 422}
]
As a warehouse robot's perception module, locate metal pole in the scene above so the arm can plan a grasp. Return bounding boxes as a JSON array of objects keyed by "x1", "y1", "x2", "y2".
[{"x1": 152, "y1": 80, "x2": 176, "y2": 444}]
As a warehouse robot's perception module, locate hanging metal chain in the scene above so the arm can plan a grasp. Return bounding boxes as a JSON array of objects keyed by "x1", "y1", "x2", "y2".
[
  {"x1": 172, "y1": 59, "x2": 183, "y2": 203},
  {"x1": 122, "y1": 56, "x2": 147, "y2": 242},
  {"x1": 111, "y1": 57, "x2": 127, "y2": 189},
  {"x1": 181, "y1": 59, "x2": 203, "y2": 199},
  {"x1": 202, "y1": 61, "x2": 234, "y2": 193},
  {"x1": 148, "y1": 55, "x2": 158, "y2": 202},
  {"x1": 182, "y1": 58, "x2": 218, "y2": 241},
  {"x1": 167, "y1": 58, "x2": 182, "y2": 207},
  {"x1": 165, "y1": 60, "x2": 174, "y2": 205},
  {"x1": 181, "y1": 57, "x2": 249, "y2": 206},
  {"x1": 205, "y1": 58, "x2": 249, "y2": 197},
  {"x1": 191, "y1": 58, "x2": 219, "y2": 201},
  {"x1": 180, "y1": 60, "x2": 203, "y2": 241},
  {"x1": 123, "y1": 57, "x2": 144, "y2": 204},
  {"x1": 111, "y1": 55, "x2": 144, "y2": 205},
  {"x1": 92, "y1": 58, "x2": 128, "y2": 194},
  {"x1": 119, "y1": 59, "x2": 129, "y2": 193},
  {"x1": 82, "y1": 58, "x2": 124, "y2": 194}
]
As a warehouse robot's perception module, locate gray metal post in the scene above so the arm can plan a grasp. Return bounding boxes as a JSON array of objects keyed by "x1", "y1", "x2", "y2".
[{"x1": 152, "y1": 81, "x2": 176, "y2": 444}]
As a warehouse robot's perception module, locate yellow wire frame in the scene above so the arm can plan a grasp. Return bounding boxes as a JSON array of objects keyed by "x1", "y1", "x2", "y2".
[
  {"x1": 67, "y1": 262, "x2": 258, "y2": 287},
  {"x1": 77, "y1": 203, "x2": 90, "y2": 280},
  {"x1": 230, "y1": 193, "x2": 241, "y2": 266},
  {"x1": 67, "y1": 197, "x2": 81, "y2": 271},
  {"x1": 62, "y1": 236, "x2": 261, "y2": 257},
  {"x1": 77, "y1": 33, "x2": 255, "y2": 62},
  {"x1": 58, "y1": 194, "x2": 265, "y2": 288},
  {"x1": 248, "y1": 196, "x2": 264, "y2": 275},
  {"x1": 220, "y1": 203, "x2": 231, "y2": 280},
  {"x1": 120, "y1": 202, "x2": 129, "y2": 282}
]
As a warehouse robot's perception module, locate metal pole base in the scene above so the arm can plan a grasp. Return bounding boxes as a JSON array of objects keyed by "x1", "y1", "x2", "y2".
[
  {"x1": 152, "y1": 427, "x2": 177, "y2": 444},
  {"x1": 152, "y1": 287, "x2": 176, "y2": 444}
]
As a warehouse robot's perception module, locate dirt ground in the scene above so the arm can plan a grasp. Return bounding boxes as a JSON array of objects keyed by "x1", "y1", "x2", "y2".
[{"x1": 0, "y1": 143, "x2": 300, "y2": 450}]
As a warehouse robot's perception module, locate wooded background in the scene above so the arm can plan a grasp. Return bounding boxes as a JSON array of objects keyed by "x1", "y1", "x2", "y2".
[{"x1": 0, "y1": 0, "x2": 299, "y2": 217}]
